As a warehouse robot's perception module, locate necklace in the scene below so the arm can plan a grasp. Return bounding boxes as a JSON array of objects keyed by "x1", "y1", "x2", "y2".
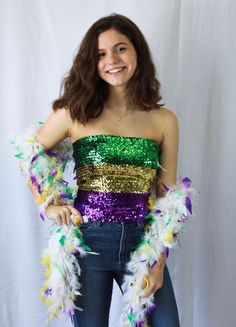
[{"x1": 111, "y1": 109, "x2": 133, "y2": 122}]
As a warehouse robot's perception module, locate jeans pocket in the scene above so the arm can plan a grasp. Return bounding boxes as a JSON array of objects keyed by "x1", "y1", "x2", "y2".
[{"x1": 79, "y1": 221, "x2": 97, "y2": 230}]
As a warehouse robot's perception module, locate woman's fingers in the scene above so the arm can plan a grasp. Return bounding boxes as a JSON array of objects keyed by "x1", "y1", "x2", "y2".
[
  {"x1": 144, "y1": 284, "x2": 158, "y2": 297},
  {"x1": 141, "y1": 275, "x2": 161, "y2": 297},
  {"x1": 67, "y1": 206, "x2": 84, "y2": 224},
  {"x1": 66, "y1": 211, "x2": 71, "y2": 225},
  {"x1": 141, "y1": 264, "x2": 165, "y2": 297},
  {"x1": 62, "y1": 206, "x2": 71, "y2": 225},
  {"x1": 67, "y1": 205, "x2": 82, "y2": 217},
  {"x1": 55, "y1": 215, "x2": 63, "y2": 226},
  {"x1": 46, "y1": 204, "x2": 83, "y2": 226}
]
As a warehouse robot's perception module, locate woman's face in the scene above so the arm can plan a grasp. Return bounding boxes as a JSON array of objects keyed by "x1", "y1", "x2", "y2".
[{"x1": 97, "y1": 29, "x2": 137, "y2": 89}]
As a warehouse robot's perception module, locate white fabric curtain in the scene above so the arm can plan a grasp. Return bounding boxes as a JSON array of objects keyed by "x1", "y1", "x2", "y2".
[{"x1": 1, "y1": 1, "x2": 235, "y2": 326}]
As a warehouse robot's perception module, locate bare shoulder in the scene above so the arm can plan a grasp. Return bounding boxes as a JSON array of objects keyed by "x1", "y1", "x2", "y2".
[
  {"x1": 45, "y1": 108, "x2": 73, "y2": 131},
  {"x1": 150, "y1": 107, "x2": 179, "y2": 136},
  {"x1": 49, "y1": 107, "x2": 73, "y2": 124},
  {"x1": 152, "y1": 107, "x2": 178, "y2": 124}
]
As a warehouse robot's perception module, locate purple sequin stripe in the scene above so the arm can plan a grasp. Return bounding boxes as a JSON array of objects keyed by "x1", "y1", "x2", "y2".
[{"x1": 74, "y1": 190, "x2": 150, "y2": 223}]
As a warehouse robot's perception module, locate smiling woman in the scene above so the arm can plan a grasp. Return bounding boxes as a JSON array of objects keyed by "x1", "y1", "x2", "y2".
[
  {"x1": 52, "y1": 13, "x2": 163, "y2": 126},
  {"x1": 10, "y1": 13, "x2": 194, "y2": 327},
  {"x1": 97, "y1": 30, "x2": 137, "y2": 88}
]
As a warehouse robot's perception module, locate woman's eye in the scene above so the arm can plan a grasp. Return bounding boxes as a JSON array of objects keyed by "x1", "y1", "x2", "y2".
[
  {"x1": 116, "y1": 47, "x2": 126, "y2": 53},
  {"x1": 98, "y1": 52, "x2": 105, "y2": 59}
]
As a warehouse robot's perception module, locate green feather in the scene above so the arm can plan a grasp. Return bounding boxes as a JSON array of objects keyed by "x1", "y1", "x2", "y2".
[
  {"x1": 144, "y1": 213, "x2": 153, "y2": 220},
  {"x1": 165, "y1": 217, "x2": 172, "y2": 226},
  {"x1": 74, "y1": 228, "x2": 92, "y2": 251},
  {"x1": 128, "y1": 312, "x2": 136, "y2": 323},
  {"x1": 59, "y1": 235, "x2": 66, "y2": 246},
  {"x1": 39, "y1": 149, "x2": 45, "y2": 157},
  {"x1": 15, "y1": 153, "x2": 24, "y2": 159},
  {"x1": 35, "y1": 162, "x2": 43, "y2": 173},
  {"x1": 47, "y1": 175, "x2": 53, "y2": 183}
]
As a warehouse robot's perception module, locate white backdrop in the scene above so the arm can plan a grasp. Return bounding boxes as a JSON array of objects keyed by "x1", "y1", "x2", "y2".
[{"x1": 1, "y1": 1, "x2": 236, "y2": 326}]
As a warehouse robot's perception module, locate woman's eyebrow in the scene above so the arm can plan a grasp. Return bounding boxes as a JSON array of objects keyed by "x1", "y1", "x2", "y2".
[{"x1": 98, "y1": 42, "x2": 128, "y2": 51}]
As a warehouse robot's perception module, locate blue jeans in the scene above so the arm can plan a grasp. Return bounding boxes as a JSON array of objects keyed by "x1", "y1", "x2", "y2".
[{"x1": 71, "y1": 221, "x2": 180, "y2": 327}]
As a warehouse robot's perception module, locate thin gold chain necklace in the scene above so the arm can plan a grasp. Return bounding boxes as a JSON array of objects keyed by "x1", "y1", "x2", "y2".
[{"x1": 111, "y1": 109, "x2": 133, "y2": 122}]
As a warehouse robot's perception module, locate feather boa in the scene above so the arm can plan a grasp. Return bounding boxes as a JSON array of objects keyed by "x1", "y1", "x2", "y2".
[
  {"x1": 39, "y1": 222, "x2": 97, "y2": 321},
  {"x1": 9, "y1": 124, "x2": 195, "y2": 325},
  {"x1": 9, "y1": 123, "x2": 95, "y2": 320},
  {"x1": 119, "y1": 177, "x2": 194, "y2": 327}
]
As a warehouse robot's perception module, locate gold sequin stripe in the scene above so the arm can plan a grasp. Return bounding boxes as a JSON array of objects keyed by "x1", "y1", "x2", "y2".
[{"x1": 75, "y1": 163, "x2": 156, "y2": 194}]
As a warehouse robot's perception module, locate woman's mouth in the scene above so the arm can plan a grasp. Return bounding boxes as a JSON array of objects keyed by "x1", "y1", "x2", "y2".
[{"x1": 106, "y1": 67, "x2": 126, "y2": 74}]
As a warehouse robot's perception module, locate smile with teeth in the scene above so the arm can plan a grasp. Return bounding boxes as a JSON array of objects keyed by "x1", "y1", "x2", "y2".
[{"x1": 107, "y1": 67, "x2": 126, "y2": 74}]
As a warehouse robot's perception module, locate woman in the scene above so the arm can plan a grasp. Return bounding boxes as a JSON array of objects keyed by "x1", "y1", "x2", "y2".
[{"x1": 13, "y1": 13, "x2": 189, "y2": 327}]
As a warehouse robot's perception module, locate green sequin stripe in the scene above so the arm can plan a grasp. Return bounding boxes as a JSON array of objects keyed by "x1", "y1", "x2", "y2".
[{"x1": 73, "y1": 134, "x2": 160, "y2": 169}]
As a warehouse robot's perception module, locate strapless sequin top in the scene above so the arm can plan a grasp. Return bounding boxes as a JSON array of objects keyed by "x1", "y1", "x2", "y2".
[{"x1": 72, "y1": 134, "x2": 160, "y2": 223}]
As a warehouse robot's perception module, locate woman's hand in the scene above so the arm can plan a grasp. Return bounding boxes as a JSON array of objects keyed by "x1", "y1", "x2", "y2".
[
  {"x1": 45, "y1": 204, "x2": 83, "y2": 226},
  {"x1": 141, "y1": 253, "x2": 166, "y2": 297}
]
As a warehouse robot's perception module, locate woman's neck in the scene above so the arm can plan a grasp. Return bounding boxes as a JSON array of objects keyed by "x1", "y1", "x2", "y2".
[{"x1": 106, "y1": 86, "x2": 131, "y2": 113}]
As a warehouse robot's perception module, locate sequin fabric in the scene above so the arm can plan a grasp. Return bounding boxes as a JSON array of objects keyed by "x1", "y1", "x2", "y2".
[
  {"x1": 72, "y1": 134, "x2": 160, "y2": 222},
  {"x1": 75, "y1": 164, "x2": 156, "y2": 193}
]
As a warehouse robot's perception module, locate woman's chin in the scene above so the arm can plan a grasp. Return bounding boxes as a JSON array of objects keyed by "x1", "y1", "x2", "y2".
[{"x1": 105, "y1": 79, "x2": 129, "y2": 88}]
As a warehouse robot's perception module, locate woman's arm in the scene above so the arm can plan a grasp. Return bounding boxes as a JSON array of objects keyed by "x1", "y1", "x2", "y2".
[
  {"x1": 36, "y1": 108, "x2": 73, "y2": 149},
  {"x1": 34, "y1": 109, "x2": 83, "y2": 225},
  {"x1": 156, "y1": 108, "x2": 179, "y2": 196},
  {"x1": 143, "y1": 108, "x2": 179, "y2": 297}
]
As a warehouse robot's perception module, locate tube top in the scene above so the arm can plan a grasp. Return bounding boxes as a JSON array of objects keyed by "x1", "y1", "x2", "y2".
[{"x1": 72, "y1": 134, "x2": 160, "y2": 222}]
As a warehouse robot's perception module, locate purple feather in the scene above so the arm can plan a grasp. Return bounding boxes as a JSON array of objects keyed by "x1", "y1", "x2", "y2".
[
  {"x1": 51, "y1": 170, "x2": 58, "y2": 177},
  {"x1": 30, "y1": 174, "x2": 37, "y2": 184},
  {"x1": 147, "y1": 303, "x2": 156, "y2": 316},
  {"x1": 138, "y1": 320, "x2": 145, "y2": 327},
  {"x1": 44, "y1": 288, "x2": 52, "y2": 296},
  {"x1": 185, "y1": 196, "x2": 192, "y2": 214},
  {"x1": 40, "y1": 212, "x2": 45, "y2": 221},
  {"x1": 162, "y1": 246, "x2": 169, "y2": 257},
  {"x1": 60, "y1": 193, "x2": 69, "y2": 199},
  {"x1": 31, "y1": 153, "x2": 39, "y2": 163},
  {"x1": 73, "y1": 249, "x2": 81, "y2": 255},
  {"x1": 30, "y1": 175, "x2": 42, "y2": 194},
  {"x1": 150, "y1": 260, "x2": 157, "y2": 268},
  {"x1": 182, "y1": 176, "x2": 191, "y2": 188},
  {"x1": 45, "y1": 150, "x2": 58, "y2": 157},
  {"x1": 37, "y1": 185, "x2": 42, "y2": 194}
]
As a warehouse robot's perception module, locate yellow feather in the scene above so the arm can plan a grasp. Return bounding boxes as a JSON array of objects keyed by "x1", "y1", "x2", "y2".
[
  {"x1": 36, "y1": 195, "x2": 46, "y2": 204},
  {"x1": 164, "y1": 230, "x2": 173, "y2": 242},
  {"x1": 148, "y1": 195, "x2": 155, "y2": 210},
  {"x1": 25, "y1": 137, "x2": 36, "y2": 142}
]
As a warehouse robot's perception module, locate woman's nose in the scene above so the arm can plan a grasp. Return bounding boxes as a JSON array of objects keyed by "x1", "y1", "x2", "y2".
[{"x1": 106, "y1": 51, "x2": 119, "y2": 64}]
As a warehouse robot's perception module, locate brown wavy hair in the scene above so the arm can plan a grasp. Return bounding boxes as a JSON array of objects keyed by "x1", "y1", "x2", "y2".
[{"x1": 52, "y1": 13, "x2": 164, "y2": 124}]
